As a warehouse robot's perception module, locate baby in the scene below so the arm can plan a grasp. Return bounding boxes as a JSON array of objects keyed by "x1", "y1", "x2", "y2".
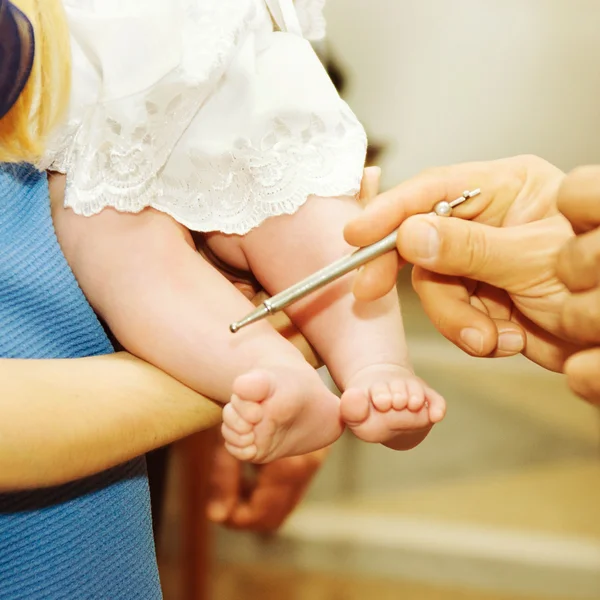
[{"x1": 47, "y1": 0, "x2": 446, "y2": 463}]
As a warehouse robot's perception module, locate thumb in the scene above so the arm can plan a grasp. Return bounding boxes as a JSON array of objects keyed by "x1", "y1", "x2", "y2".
[
  {"x1": 397, "y1": 215, "x2": 532, "y2": 290},
  {"x1": 557, "y1": 165, "x2": 600, "y2": 234},
  {"x1": 358, "y1": 166, "x2": 382, "y2": 206}
]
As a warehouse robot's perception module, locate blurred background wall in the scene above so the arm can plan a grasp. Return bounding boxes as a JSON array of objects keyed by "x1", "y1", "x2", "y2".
[{"x1": 324, "y1": 0, "x2": 600, "y2": 185}]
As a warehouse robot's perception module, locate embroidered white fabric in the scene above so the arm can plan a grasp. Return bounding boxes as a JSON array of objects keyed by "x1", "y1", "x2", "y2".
[{"x1": 42, "y1": 0, "x2": 367, "y2": 235}]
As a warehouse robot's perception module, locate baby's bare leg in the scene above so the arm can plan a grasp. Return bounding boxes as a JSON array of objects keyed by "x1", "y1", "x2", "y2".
[
  {"x1": 51, "y1": 198, "x2": 342, "y2": 463},
  {"x1": 209, "y1": 195, "x2": 446, "y2": 452}
]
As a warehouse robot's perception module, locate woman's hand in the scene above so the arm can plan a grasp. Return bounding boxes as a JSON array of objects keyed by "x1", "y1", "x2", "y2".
[
  {"x1": 206, "y1": 438, "x2": 328, "y2": 532},
  {"x1": 344, "y1": 156, "x2": 578, "y2": 371},
  {"x1": 556, "y1": 166, "x2": 600, "y2": 403}
]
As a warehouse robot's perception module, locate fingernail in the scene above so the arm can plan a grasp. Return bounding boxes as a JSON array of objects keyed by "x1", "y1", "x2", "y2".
[
  {"x1": 498, "y1": 332, "x2": 525, "y2": 353},
  {"x1": 407, "y1": 219, "x2": 440, "y2": 260},
  {"x1": 207, "y1": 502, "x2": 227, "y2": 522},
  {"x1": 460, "y1": 328, "x2": 485, "y2": 354}
]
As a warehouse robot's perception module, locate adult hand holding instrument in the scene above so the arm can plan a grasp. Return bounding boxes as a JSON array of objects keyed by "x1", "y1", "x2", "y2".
[{"x1": 230, "y1": 189, "x2": 481, "y2": 333}]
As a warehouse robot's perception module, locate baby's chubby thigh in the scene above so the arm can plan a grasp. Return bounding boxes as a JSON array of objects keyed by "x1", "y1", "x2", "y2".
[
  {"x1": 200, "y1": 230, "x2": 252, "y2": 275},
  {"x1": 199, "y1": 191, "x2": 365, "y2": 293},
  {"x1": 237, "y1": 193, "x2": 364, "y2": 291}
]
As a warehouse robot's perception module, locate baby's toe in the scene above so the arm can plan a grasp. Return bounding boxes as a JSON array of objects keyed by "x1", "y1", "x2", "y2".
[
  {"x1": 406, "y1": 379, "x2": 426, "y2": 411},
  {"x1": 370, "y1": 382, "x2": 393, "y2": 412},
  {"x1": 425, "y1": 387, "x2": 447, "y2": 423},
  {"x1": 232, "y1": 369, "x2": 274, "y2": 403},
  {"x1": 224, "y1": 440, "x2": 258, "y2": 461},
  {"x1": 340, "y1": 388, "x2": 370, "y2": 426},
  {"x1": 230, "y1": 393, "x2": 264, "y2": 425},
  {"x1": 390, "y1": 379, "x2": 409, "y2": 410},
  {"x1": 221, "y1": 421, "x2": 255, "y2": 449},
  {"x1": 222, "y1": 402, "x2": 253, "y2": 434}
]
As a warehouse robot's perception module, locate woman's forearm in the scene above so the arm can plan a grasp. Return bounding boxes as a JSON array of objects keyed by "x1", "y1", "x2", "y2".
[{"x1": 0, "y1": 352, "x2": 221, "y2": 491}]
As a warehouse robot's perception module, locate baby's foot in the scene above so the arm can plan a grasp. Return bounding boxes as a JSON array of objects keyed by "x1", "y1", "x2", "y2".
[
  {"x1": 340, "y1": 364, "x2": 446, "y2": 451},
  {"x1": 222, "y1": 365, "x2": 343, "y2": 463}
]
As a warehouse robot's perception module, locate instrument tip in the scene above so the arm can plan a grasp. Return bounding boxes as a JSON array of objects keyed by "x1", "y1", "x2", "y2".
[{"x1": 228, "y1": 304, "x2": 270, "y2": 334}]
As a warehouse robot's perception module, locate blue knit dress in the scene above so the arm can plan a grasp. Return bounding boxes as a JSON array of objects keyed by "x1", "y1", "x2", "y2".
[{"x1": 0, "y1": 165, "x2": 162, "y2": 599}]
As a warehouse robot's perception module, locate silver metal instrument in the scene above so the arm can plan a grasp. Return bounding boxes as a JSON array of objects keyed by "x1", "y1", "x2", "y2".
[{"x1": 229, "y1": 189, "x2": 481, "y2": 333}]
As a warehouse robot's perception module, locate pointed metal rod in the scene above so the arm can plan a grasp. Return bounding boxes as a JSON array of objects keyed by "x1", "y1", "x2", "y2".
[{"x1": 229, "y1": 189, "x2": 481, "y2": 333}]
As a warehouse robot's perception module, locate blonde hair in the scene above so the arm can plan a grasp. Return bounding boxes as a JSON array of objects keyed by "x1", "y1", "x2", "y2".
[{"x1": 0, "y1": 0, "x2": 71, "y2": 163}]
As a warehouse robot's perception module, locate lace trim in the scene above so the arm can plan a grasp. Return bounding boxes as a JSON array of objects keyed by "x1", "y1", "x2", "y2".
[
  {"x1": 45, "y1": 0, "x2": 351, "y2": 236},
  {"x1": 63, "y1": 104, "x2": 367, "y2": 235}
]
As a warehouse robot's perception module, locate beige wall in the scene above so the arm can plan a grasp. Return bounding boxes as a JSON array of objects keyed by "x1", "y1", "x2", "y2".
[{"x1": 324, "y1": 0, "x2": 600, "y2": 188}]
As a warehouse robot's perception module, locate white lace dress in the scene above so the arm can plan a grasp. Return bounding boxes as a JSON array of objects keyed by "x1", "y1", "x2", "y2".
[{"x1": 43, "y1": 0, "x2": 367, "y2": 235}]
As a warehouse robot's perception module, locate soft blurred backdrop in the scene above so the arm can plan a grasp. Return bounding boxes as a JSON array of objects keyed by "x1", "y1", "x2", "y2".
[{"x1": 159, "y1": 2, "x2": 600, "y2": 598}]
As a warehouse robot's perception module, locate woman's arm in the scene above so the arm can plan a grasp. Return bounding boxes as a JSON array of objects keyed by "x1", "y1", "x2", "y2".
[
  {"x1": 0, "y1": 300, "x2": 319, "y2": 492},
  {"x1": 0, "y1": 352, "x2": 221, "y2": 491}
]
